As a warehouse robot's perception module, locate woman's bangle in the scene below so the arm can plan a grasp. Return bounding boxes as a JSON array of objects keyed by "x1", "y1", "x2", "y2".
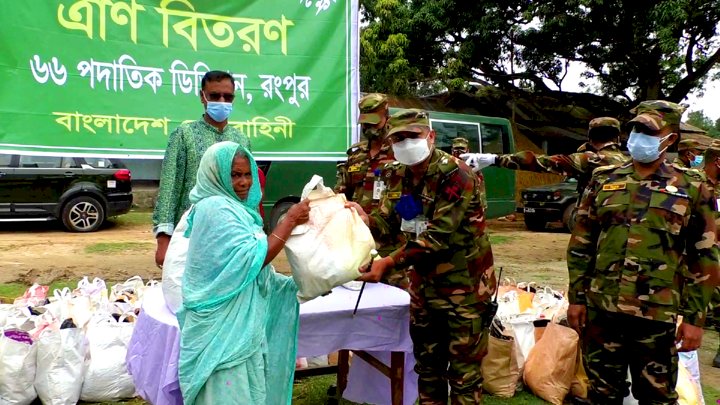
[{"x1": 270, "y1": 232, "x2": 287, "y2": 243}]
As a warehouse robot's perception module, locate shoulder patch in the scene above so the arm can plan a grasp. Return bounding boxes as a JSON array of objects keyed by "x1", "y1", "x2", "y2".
[
  {"x1": 591, "y1": 164, "x2": 621, "y2": 176},
  {"x1": 383, "y1": 161, "x2": 401, "y2": 170},
  {"x1": 346, "y1": 140, "x2": 368, "y2": 154},
  {"x1": 683, "y1": 167, "x2": 707, "y2": 181},
  {"x1": 437, "y1": 152, "x2": 460, "y2": 176}
]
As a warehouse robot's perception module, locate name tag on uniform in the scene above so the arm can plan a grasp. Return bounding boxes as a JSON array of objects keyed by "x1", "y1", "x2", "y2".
[
  {"x1": 348, "y1": 164, "x2": 362, "y2": 173},
  {"x1": 387, "y1": 191, "x2": 401, "y2": 199},
  {"x1": 373, "y1": 180, "x2": 386, "y2": 200},
  {"x1": 602, "y1": 183, "x2": 626, "y2": 191},
  {"x1": 401, "y1": 215, "x2": 428, "y2": 237}
]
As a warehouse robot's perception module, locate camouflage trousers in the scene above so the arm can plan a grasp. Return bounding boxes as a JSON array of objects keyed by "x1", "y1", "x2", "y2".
[
  {"x1": 408, "y1": 271, "x2": 490, "y2": 405},
  {"x1": 711, "y1": 286, "x2": 720, "y2": 332},
  {"x1": 583, "y1": 307, "x2": 678, "y2": 404}
]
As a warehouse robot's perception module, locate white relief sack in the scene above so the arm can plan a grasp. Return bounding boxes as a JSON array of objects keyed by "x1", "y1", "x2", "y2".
[
  {"x1": 284, "y1": 175, "x2": 375, "y2": 302},
  {"x1": 162, "y1": 209, "x2": 191, "y2": 313}
]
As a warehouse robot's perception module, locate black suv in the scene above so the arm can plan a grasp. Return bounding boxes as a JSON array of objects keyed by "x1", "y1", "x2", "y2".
[
  {"x1": 518, "y1": 178, "x2": 579, "y2": 232},
  {"x1": 0, "y1": 154, "x2": 133, "y2": 232}
]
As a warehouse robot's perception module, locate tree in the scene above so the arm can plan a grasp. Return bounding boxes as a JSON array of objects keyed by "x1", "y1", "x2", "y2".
[
  {"x1": 687, "y1": 110, "x2": 720, "y2": 137},
  {"x1": 360, "y1": 0, "x2": 720, "y2": 103}
]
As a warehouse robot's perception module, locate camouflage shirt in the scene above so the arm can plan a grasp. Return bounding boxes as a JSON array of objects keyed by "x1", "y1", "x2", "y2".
[
  {"x1": 334, "y1": 139, "x2": 395, "y2": 213},
  {"x1": 672, "y1": 157, "x2": 690, "y2": 169},
  {"x1": 370, "y1": 149, "x2": 496, "y2": 305},
  {"x1": 494, "y1": 142, "x2": 628, "y2": 193},
  {"x1": 567, "y1": 161, "x2": 719, "y2": 326}
]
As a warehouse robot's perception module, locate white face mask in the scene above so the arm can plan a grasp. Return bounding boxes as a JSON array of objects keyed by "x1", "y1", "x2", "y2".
[
  {"x1": 626, "y1": 131, "x2": 672, "y2": 163},
  {"x1": 392, "y1": 138, "x2": 431, "y2": 166}
]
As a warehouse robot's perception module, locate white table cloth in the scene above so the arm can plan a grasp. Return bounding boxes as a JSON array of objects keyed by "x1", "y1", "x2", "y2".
[{"x1": 127, "y1": 283, "x2": 419, "y2": 405}]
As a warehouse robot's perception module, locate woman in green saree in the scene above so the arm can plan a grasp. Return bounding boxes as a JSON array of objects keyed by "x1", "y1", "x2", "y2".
[{"x1": 177, "y1": 141, "x2": 309, "y2": 405}]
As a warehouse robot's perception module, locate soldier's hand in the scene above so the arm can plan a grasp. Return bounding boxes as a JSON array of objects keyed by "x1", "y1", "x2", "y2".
[
  {"x1": 676, "y1": 322, "x2": 703, "y2": 352},
  {"x1": 567, "y1": 304, "x2": 587, "y2": 334},
  {"x1": 357, "y1": 256, "x2": 392, "y2": 283},
  {"x1": 460, "y1": 153, "x2": 496, "y2": 172},
  {"x1": 345, "y1": 201, "x2": 369, "y2": 225}
]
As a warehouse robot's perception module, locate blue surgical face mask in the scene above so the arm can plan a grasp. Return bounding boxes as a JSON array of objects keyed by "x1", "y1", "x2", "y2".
[
  {"x1": 690, "y1": 155, "x2": 703, "y2": 168},
  {"x1": 626, "y1": 131, "x2": 671, "y2": 163},
  {"x1": 203, "y1": 93, "x2": 233, "y2": 122}
]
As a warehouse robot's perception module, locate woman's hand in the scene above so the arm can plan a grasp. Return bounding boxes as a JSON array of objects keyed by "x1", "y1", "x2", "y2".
[
  {"x1": 284, "y1": 199, "x2": 311, "y2": 226},
  {"x1": 345, "y1": 201, "x2": 369, "y2": 225}
]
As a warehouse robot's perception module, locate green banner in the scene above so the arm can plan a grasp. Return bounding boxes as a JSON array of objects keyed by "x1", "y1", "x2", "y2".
[{"x1": 0, "y1": 0, "x2": 359, "y2": 160}]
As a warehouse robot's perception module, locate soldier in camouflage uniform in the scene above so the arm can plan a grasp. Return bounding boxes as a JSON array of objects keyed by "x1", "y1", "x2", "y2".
[
  {"x1": 462, "y1": 117, "x2": 629, "y2": 195},
  {"x1": 567, "y1": 100, "x2": 720, "y2": 403},
  {"x1": 350, "y1": 109, "x2": 497, "y2": 405},
  {"x1": 701, "y1": 139, "x2": 720, "y2": 368},
  {"x1": 334, "y1": 93, "x2": 406, "y2": 287},
  {"x1": 452, "y1": 137, "x2": 488, "y2": 209},
  {"x1": 451, "y1": 137, "x2": 470, "y2": 158},
  {"x1": 673, "y1": 139, "x2": 704, "y2": 169}
]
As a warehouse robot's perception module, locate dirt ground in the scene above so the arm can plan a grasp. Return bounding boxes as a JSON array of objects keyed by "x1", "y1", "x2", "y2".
[
  {"x1": 0, "y1": 214, "x2": 718, "y2": 397},
  {"x1": 0, "y1": 216, "x2": 565, "y2": 288}
]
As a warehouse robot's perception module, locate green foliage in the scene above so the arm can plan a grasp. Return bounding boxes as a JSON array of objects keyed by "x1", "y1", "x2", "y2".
[
  {"x1": 687, "y1": 110, "x2": 720, "y2": 137},
  {"x1": 359, "y1": 0, "x2": 720, "y2": 103}
]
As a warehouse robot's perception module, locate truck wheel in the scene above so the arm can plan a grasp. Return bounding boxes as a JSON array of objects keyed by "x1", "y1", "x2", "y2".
[
  {"x1": 524, "y1": 215, "x2": 546, "y2": 232},
  {"x1": 268, "y1": 201, "x2": 296, "y2": 232},
  {"x1": 61, "y1": 196, "x2": 105, "y2": 232},
  {"x1": 563, "y1": 204, "x2": 578, "y2": 232}
]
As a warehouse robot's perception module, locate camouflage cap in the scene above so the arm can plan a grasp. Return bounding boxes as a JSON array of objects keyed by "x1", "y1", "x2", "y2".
[
  {"x1": 588, "y1": 117, "x2": 621, "y2": 131},
  {"x1": 387, "y1": 109, "x2": 430, "y2": 137},
  {"x1": 678, "y1": 139, "x2": 702, "y2": 152},
  {"x1": 452, "y1": 137, "x2": 469, "y2": 149},
  {"x1": 358, "y1": 93, "x2": 388, "y2": 125},
  {"x1": 628, "y1": 100, "x2": 686, "y2": 131},
  {"x1": 704, "y1": 139, "x2": 720, "y2": 161}
]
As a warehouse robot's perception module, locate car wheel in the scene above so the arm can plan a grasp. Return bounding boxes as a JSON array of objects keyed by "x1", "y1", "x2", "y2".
[
  {"x1": 268, "y1": 201, "x2": 296, "y2": 232},
  {"x1": 523, "y1": 214, "x2": 546, "y2": 232},
  {"x1": 563, "y1": 204, "x2": 578, "y2": 232},
  {"x1": 61, "y1": 196, "x2": 105, "y2": 232}
]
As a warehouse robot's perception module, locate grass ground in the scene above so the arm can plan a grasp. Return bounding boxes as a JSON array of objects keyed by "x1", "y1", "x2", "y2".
[{"x1": 84, "y1": 242, "x2": 155, "y2": 254}]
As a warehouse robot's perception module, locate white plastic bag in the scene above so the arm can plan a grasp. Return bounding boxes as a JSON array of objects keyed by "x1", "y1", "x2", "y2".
[
  {"x1": 75, "y1": 277, "x2": 107, "y2": 304},
  {"x1": 0, "y1": 304, "x2": 14, "y2": 328},
  {"x1": 162, "y1": 209, "x2": 191, "y2": 313},
  {"x1": 109, "y1": 276, "x2": 145, "y2": 314},
  {"x1": 34, "y1": 327, "x2": 87, "y2": 405},
  {"x1": 506, "y1": 316, "x2": 536, "y2": 370},
  {"x1": 0, "y1": 329, "x2": 38, "y2": 405},
  {"x1": 678, "y1": 351, "x2": 704, "y2": 405},
  {"x1": 80, "y1": 313, "x2": 135, "y2": 402},
  {"x1": 1, "y1": 306, "x2": 34, "y2": 332},
  {"x1": 284, "y1": 175, "x2": 375, "y2": 302},
  {"x1": 13, "y1": 283, "x2": 49, "y2": 308}
]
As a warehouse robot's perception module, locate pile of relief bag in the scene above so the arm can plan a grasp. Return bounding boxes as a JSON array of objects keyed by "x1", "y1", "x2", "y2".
[
  {"x1": 480, "y1": 279, "x2": 704, "y2": 405},
  {"x1": 0, "y1": 276, "x2": 153, "y2": 405}
]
